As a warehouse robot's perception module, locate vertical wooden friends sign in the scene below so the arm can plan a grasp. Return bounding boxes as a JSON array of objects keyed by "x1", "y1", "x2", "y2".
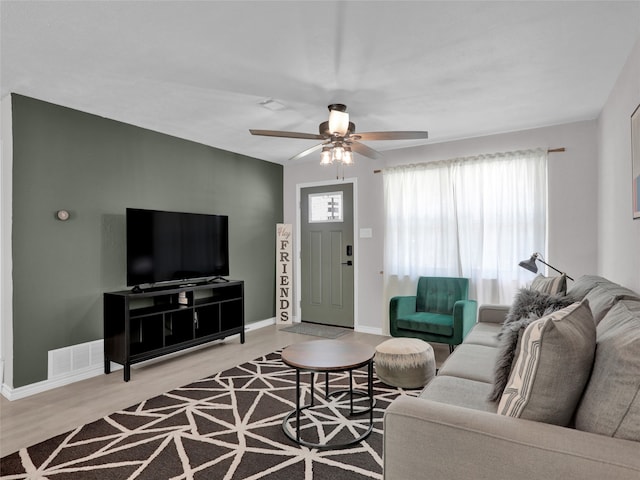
[{"x1": 276, "y1": 223, "x2": 292, "y2": 324}]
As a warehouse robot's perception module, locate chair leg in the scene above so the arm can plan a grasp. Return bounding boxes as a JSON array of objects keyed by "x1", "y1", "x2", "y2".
[{"x1": 449, "y1": 344, "x2": 455, "y2": 354}]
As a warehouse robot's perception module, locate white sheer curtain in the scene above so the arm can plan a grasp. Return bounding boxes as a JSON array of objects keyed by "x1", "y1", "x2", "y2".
[{"x1": 383, "y1": 148, "x2": 547, "y2": 307}]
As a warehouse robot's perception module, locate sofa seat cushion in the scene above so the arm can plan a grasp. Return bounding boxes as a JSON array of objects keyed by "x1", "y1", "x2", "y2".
[
  {"x1": 498, "y1": 300, "x2": 596, "y2": 426},
  {"x1": 396, "y1": 312, "x2": 453, "y2": 337},
  {"x1": 574, "y1": 301, "x2": 640, "y2": 441},
  {"x1": 419, "y1": 376, "x2": 498, "y2": 413},
  {"x1": 437, "y1": 344, "x2": 497, "y2": 383},
  {"x1": 463, "y1": 322, "x2": 501, "y2": 347}
]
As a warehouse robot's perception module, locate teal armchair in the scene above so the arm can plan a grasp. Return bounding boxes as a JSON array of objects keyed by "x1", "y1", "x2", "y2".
[{"x1": 389, "y1": 277, "x2": 477, "y2": 351}]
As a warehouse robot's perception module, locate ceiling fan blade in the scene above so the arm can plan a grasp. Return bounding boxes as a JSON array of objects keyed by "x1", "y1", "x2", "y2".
[
  {"x1": 350, "y1": 141, "x2": 383, "y2": 159},
  {"x1": 289, "y1": 143, "x2": 326, "y2": 161},
  {"x1": 250, "y1": 129, "x2": 325, "y2": 140},
  {"x1": 355, "y1": 131, "x2": 429, "y2": 141}
]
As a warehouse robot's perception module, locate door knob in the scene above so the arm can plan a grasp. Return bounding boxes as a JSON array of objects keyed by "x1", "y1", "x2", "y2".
[{"x1": 341, "y1": 260, "x2": 353, "y2": 266}]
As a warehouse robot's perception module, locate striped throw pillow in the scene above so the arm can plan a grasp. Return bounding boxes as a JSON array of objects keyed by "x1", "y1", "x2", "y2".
[
  {"x1": 531, "y1": 274, "x2": 567, "y2": 295},
  {"x1": 497, "y1": 300, "x2": 596, "y2": 426}
]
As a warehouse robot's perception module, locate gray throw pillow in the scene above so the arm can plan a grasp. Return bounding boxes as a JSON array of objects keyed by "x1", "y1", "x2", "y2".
[
  {"x1": 488, "y1": 288, "x2": 575, "y2": 401},
  {"x1": 498, "y1": 300, "x2": 596, "y2": 426},
  {"x1": 531, "y1": 274, "x2": 567, "y2": 295}
]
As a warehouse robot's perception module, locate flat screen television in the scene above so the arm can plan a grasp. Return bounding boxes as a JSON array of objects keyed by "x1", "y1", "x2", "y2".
[{"x1": 126, "y1": 208, "x2": 229, "y2": 287}]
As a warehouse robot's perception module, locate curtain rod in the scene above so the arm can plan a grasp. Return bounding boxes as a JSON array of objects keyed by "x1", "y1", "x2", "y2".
[{"x1": 372, "y1": 147, "x2": 565, "y2": 173}]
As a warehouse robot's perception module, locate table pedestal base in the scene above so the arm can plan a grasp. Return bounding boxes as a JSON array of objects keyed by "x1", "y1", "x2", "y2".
[{"x1": 282, "y1": 363, "x2": 376, "y2": 450}]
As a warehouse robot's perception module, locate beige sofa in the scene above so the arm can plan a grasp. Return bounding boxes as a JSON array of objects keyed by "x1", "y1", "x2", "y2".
[{"x1": 383, "y1": 275, "x2": 640, "y2": 480}]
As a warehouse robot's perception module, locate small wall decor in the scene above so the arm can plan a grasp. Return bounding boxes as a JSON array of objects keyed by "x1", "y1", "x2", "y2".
[
  {"x1": 276, "y1": 223, "x2": 293, "y2": 324},
  {"x1": 633, "y1": 103, "x2": 640, "y2": 219},
  {"x1": 56, "y1": 210, "x2": 70, "y2": 221}
]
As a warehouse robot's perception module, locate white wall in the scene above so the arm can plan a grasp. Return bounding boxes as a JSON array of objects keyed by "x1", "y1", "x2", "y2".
[
  {"x1": 284, "y1": 120, "x2": 599, "y2": 333},
  {"x1": 597, "y1": 36, "x2": 640, "y2": 291}
]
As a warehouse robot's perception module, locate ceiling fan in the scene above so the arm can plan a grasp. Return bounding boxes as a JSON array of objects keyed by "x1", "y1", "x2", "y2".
[{"x1": 250, "y1": 104, "x2": 428, "y2": 164}]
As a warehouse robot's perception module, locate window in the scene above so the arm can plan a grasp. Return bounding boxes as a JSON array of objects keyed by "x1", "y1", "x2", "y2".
[
  {"x1": 308, "y1": 192, "x2": 343, "y2": 223},
  {"x1": 383, "y1": 149, "x2": 547, "y2": 304}
]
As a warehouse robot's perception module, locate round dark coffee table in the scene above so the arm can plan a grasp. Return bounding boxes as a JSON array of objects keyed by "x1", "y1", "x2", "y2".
[{"x1": 281, "y1": 339, "x2": 376, "y2": 449}]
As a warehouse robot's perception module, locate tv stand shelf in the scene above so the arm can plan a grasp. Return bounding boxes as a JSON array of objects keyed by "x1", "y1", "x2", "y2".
[{"x1": 104, "y1": 281, "x2": 244, "y2": 381}]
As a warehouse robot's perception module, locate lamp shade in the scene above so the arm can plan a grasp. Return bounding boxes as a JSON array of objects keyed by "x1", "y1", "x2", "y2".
[{"x1": 518, "y1": 254, "x2": 539, "y2": 274}]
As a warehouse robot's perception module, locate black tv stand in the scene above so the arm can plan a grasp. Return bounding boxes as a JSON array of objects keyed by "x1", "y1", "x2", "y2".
[
  {"x1": 208, "y1": 276, "x2": 229, "y2": 283},
  {"x1": 104, "y1": 281, "x2": 244, "y2": 381}
]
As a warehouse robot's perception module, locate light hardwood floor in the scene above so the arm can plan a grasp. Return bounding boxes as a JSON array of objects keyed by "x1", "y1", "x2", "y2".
[{"x1": 0, "y1": 325, "x2": 449, "y2": 457}]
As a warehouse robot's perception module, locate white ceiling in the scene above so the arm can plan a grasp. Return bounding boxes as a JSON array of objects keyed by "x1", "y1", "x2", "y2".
[{"x1": 2, "y1": 1, "x2": 640, "y2": 164}]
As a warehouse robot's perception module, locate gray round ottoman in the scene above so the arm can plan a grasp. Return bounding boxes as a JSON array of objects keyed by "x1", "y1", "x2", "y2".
[{"x1": 374, "y1": 338, "x2": 436, "y2": 388}]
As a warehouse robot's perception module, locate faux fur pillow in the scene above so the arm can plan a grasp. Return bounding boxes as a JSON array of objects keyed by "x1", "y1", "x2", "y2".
[{"x1": 488, "y1": 289, "x2": 575, "y2": 401}]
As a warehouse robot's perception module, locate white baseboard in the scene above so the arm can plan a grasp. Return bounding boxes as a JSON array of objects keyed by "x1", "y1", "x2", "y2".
[
  {"x1": 246, "y1": 317, "x2": 276, "y2": 331},
  {"x1": 1, "y1": 365, "x2": 105, "y2": 401},
  {"x1": 355, "y1": 325, "x2": 384, "y2": 336},
  {"x1": 1, "y1": 317, "x2": 278, "y2": 401}
]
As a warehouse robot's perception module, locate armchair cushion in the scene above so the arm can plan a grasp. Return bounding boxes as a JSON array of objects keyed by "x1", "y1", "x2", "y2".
[{"x1": 396, "y1": 313, "x2": 454, "y2": 337}]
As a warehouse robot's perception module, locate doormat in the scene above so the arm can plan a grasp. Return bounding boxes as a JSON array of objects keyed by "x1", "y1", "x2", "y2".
[{"x1": 280, "y1": 322, "x2": 350, "y2": 339}]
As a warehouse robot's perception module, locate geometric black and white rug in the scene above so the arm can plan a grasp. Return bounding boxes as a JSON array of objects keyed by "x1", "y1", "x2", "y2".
[{"x1": 0, "y1": 351, "x2": 420, "y2": 479}]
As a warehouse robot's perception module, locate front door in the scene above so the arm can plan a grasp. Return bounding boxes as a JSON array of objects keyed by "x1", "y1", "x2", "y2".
[{"x1": 300, "y1": 183, "x2": 354, "y2": 328}]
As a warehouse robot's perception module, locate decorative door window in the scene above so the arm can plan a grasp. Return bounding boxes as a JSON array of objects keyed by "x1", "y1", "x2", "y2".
[{"x1": 308, "y1": 192, "x2": 343, "y2": 223}]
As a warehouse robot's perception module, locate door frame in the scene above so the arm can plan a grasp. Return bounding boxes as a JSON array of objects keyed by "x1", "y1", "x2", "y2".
[{"x1": 295, "y1": 177, "x2": 359, "y2": 329}]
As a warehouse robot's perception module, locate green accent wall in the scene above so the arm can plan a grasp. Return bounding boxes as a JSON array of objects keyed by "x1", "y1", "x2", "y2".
[{"x1": 11, "y1": 94, "x2": 283, "y2": 388}]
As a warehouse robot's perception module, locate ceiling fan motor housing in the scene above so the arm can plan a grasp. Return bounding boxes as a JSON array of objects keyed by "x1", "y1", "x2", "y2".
[
  {"x1": 328, "y1": 103, "x2": 347, "y2": 112},
  {"x1": 319, "y1": 121, "x2": 356, "y2": 136}
]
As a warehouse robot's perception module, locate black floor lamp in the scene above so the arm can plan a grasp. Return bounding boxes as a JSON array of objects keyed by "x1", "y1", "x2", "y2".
[{"x1": 518, "y1": 252, "x2": 574, "y2": 281}]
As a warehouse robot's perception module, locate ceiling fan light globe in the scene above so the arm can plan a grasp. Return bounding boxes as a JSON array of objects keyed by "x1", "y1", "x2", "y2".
[
  {"x1": 333, "y1": 145, "x2": 344, "y2": 161},
  {"x1": 343, "y1": 147, "x2": 354, "y2": 165},
  {"x1": 329, "y1": 110, "x2": 349, "y2": 136},
  {"x1": 320, "y1": 148, "x2": 332, "y2": 165}
]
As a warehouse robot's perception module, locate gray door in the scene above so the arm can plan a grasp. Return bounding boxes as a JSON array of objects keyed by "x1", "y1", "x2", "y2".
[{"x1": 300, "y1": 183, "x2": 354, "y2": 328}]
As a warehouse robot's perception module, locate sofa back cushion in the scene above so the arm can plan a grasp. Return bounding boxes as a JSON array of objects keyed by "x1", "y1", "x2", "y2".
[
  {"x1": 566, "y1": 275, "x2": 611, "y2": 300},
  {"x1": 416, "y1": 277, "x2": 468, "y2": 314},
  {"x1": 583, "y1": 283, "x2": 640, "y2": 325},
  {"x1": 497, "y1": 300, "x2": 596, "y2": 426},
  {"x1": 574, "y1": 300, "x2": 640, "y2": 441}
]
